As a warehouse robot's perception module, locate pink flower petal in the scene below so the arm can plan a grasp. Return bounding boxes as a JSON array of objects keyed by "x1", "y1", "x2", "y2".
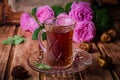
[
  {"x1": 20, "y1": 13, "x2": 39, "y2": 33},
  {"x1": 36, "y1": 5, "x2": 54, "y2": 23},
  {"x1": 69, "y1": 1, "x2": 93, "y2": 21},
  {"x1": 73, "y1": 21, "x2": 96, "y2": 43}
]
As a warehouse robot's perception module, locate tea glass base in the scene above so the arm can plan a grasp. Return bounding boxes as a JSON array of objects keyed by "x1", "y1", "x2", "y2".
[{"x1": 27, "y1": 49, "x2": 93, "y2": 76}]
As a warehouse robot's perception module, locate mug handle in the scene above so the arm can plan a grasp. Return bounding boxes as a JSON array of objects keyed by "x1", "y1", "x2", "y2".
[{"x1": 38, "y1": 29, "x2": 47, "y2": 53}]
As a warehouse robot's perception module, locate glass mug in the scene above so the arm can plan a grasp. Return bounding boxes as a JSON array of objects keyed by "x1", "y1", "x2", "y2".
[{"x1": 38, "y1": 18, "x2": 76, "y2": 69}]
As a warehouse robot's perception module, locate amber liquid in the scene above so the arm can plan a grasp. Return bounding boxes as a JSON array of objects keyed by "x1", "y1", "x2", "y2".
[{"x1": 45, "y1": 27, "x2": 73, "y2": 69}]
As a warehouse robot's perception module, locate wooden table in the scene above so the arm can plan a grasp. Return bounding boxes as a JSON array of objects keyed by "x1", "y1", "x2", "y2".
[{"x1": 0, "y1": 22, "x2": 120, "y2": 80}]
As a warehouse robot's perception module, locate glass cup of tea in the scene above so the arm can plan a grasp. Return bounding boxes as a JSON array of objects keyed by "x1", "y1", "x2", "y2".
[{"x1": 38, "y1": 17, "x2": 76, "y2": 69}]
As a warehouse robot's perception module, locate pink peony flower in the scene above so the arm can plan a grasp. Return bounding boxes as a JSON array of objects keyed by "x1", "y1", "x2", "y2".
[
  {"x1": 71, "y1": 2, "x2": 92, "y2": 11},
  {"x1": 54, "y1": 13, "x2": 75, "y2": 26},
  {"x1": 57, "y1": 13, "x2": 69, "y2": 18},
  {"x1": 73, "y1": 21, "x2": 96, "y2": 43},
  {"x1": 36, "y1": 5, "x2": 54, "y2": 23},
  {"x1": 20, "y1": 13, "x2": 39, "y2": 33},
  {"x1": 69, "y1": 2, "x2": 93, "y2": 21}
]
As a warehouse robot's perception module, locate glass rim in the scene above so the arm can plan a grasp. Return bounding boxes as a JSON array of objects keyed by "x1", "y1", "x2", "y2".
[{"x1": 44, "y1": 17, "x2": 76, "y2": 27}]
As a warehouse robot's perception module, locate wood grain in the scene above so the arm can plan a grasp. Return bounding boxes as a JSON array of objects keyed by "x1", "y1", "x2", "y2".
[
  {"x1": 96, "y1": 23, "x2": 120, "y2": 79},
  {"x1": 1, "y1": 0, "x2": 22, "y2": 24},
  {"x1": 0, "y1": 24, "x2": 120, "y2": 80},
  {"x1": 0, "y1": 3, "x2": 3, "y2": 22},
  {"x1": 45, "y1": 74, "x2": 76, "y2": 80},
  {"x1": 7, "y1": 27, "x2": 39, "y2": 80},
  {"x1": 97, "y1": 40, "x2": 120, "y2": 79},
  {"x1": 80, "y1": 43, "x2": 114, "y2": 80},
  {"x1": 0, "y1": 26, "x2": 16, "y2": 80}
]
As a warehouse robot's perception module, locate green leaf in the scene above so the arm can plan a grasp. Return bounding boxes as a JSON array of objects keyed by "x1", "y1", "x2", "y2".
[
  {"x1": 101, "y1": 9, "x2": 109, "y2": 25},
  {"x1": 34, "y1": 63, "x2": 44, "y2": 69},
  {"x1": 2, "y1": 35, "x2": 26, "y2": 45},
  {"x1": 101, "y1": 14, "x2": 109, "y2": 26},
  {"x1": 34, "y1": 62, "x2": 51, "y2": 69},
  {"x1": 91, "y1": 4, "x2": 98, "y2": 14},
  {"x1": 13, "y1": 35, "x2": 26, "y2": 44},
  {"x1": 31, "y1": 7, "x2": 38, "y2": 22},
  {"x1": 44, "y1": 64, "x2": 51, "y2": 69},
  {"x1": 14, "y1": 38, "x2": 26, "y2": 44},
  {"x1": 31, "y1": 7, "x2": 37, "y2": 17},
  {"x1": 42, "y1": 32, "x2": 47, "y2": 41},
  {"x1": 52, "y1": 5, "x2": 65, "y2": 17},
  {"x1": 2, "y1": 37, "x2": 14, "y2": 45},
  {"x1": 65, "y1": 2, "x2": 72, "y2": 13},
  {"x1": 2, "y1": 41, "x2": 13, "y2": 45},
  {"x1": 91, "y1": 4, "x2": 114, "y2": 36},
  {"x1": 13, "y1": 35, "x2": 22, "y2": 40},
  {"x1": 32, "y1": 25, "x2": 44, "y2": 40},
  {"x1": 96, "y1": 9, "x2": 103, "y2": 23}
]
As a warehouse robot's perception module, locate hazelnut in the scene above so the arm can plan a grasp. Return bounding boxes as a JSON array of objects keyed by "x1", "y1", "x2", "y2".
[
  {"x1": 11, "y1": 65, "x2": 29, "y2": 79},
  {"x1": 79, "y1": 42, "x2": 92, "y2": 52},
  {"x1": 107, "y1": 29, "x2": 117, "y2": 38},
  {"x1": 100, "y1": 32, "x2": 112, "y2": 43},
  {"x1": 97, "y1": 55, "x2": 113, "y2": 69}
]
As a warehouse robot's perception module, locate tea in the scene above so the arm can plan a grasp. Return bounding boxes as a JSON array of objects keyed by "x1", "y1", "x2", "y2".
[
  {"x1": 45, "y1": 27, "x2": 73, "y2": 68},
  {"x1": 38, "y1": 18, "x2": 75, "y2": 69}
]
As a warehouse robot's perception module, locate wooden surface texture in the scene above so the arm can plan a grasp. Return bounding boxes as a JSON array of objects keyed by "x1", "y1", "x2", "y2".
[{"x1": 0, "y1": 22, "x2": 120, "y2": 80}]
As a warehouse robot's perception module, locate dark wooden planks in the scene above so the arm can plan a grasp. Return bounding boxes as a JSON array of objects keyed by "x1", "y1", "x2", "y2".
[
  {"x1": 79, "y1": 43, "x2": 114, "y2": 80},
  {"x1": 45, "y1": 74, "x2": 76, "y2": 80},
  {"x1": 97, "y1": 40, "x2": 120, "y2": 79},
  {"x1": 0, "y1": 3, "x2": 3, "y2": 22},
  {"x1": 0, "y1": 26, "x2": 16, "y2": 80},
  {"x1": 0, "y1": 24, "x2": 120, "y2": 80},
  {"x1": 6, "y1": 27, "x2": 39, "y2": 80},
  {"x1": 95, "y1": 21, "x2": 120, "y2": 79}
]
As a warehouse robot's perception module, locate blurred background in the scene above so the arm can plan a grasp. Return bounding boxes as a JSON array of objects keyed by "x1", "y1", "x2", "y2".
[{"x1": 0, "y1": 0, "x2": 120, "y2": 24}]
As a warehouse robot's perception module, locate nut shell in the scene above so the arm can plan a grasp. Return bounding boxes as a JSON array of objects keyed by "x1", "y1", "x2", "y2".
[
  {"x1": 11, "y1": 66, "x2": 29, "y2": 79},
  {"x1": 79, "y1": 42, "x2": 92, "y2": 52},
  {"x1": 107, "y1": 29, "x2": 117, "y2": 38},
  {"x1": 100, "y1": 32, "x2": 112, "y2": 43},
  {"x1": 97, "y1": 55, "x2": 113, "y2": 68}
]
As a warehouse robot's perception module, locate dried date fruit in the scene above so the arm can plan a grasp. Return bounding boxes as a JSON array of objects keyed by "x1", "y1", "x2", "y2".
[
  {"x1": 100, "y1": 29, "x2": 117, "y2": 43},
  {"x1": 11, "y1": 65, "x2": 29, "y2": 79},
  {"x1": 97, "y1": 55, "x2": 113, "y2": 69},
  {"x1": 79, "y1": 42, "x2": 92, "y2": 52},
  {"x1": 100, "y1": 32, "x2": 112, "y2": 43},
  {"x1": 107, "y1": 29, "x2": 117, "y2": 39}
]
